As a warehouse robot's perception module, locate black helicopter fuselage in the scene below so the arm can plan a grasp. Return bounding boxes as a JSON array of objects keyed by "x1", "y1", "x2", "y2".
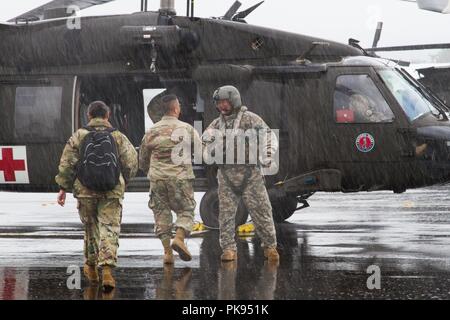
[
  {"x1": 0, "y1": 12, "x2": 359, "y2": 73},
  {"x1": 1, "y1": 10, "x2": 450, "y2": 209}
]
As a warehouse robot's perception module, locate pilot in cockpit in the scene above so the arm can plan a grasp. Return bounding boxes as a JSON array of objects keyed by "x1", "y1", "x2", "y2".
[{"x1": 349, "y1": 94, "x2": 389, "y2": 123}]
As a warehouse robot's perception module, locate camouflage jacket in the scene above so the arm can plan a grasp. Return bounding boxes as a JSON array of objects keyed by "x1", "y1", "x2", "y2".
[
  {"x1": 202, "y1": 106, "x2": 278, "y2": 170},
  {"x1": 55, "y1": 118, "x2": 138, "y2": 198},
  {"x1": 139, "y1": 116, "x2": 202, "y2": 181}
]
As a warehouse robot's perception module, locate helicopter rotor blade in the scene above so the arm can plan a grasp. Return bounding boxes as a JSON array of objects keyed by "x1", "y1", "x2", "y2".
[
  {"x1": 372, "y1": 22, "x2": 383, "y2": 48},
  {"x1": 8, "y1": 0, "x2": 117, "y2": 23},
  {"x1": 386, "y1": 58, "x2": 411, "y2": 67},
  {"x1": 232, "y1": 1, "x2": 264, "y2": 21},
  {"x1": 366, "y1": 43, "x2": 450, "y2": 52},
  {"x1": 223, "y1": 1, "x2": 242, "y2": 20}
]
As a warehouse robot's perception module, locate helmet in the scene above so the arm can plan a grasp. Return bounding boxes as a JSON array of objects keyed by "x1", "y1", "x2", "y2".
[{"x1": 213, "y1": 85, "x2": 242, "y2": 109}]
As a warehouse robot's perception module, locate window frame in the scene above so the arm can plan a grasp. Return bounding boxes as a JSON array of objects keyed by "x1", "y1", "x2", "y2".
[
  {"x1": 0, "y1": 76, "x2": 75, "y2": 144},
  {"x1": 332, "y1": 73, "x2": 396, "y2": 125},
  {"x1": 14, "y1": 85, "x2": 64, "y2": 142}
]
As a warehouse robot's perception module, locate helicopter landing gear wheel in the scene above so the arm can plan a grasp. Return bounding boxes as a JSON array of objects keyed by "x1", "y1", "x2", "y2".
[
  {"x1": 200, "y1": 187, "x2": 249, "y2": 229},
  {"x1": 268, "y1": 189, "x2": 300, "y2": 223}
]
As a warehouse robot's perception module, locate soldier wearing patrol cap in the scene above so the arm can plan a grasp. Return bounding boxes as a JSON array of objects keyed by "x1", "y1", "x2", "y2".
[
  {"x1": 139, "y1": 94, "x2": 202, "y2": 264},
  {"x1": 202, "y1": 85, "x2": 280, "y2": 263}
]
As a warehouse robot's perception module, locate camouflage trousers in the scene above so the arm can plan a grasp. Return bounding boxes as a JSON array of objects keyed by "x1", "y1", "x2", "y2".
[
  {"x1": 149, "y1": 179, "x2": 196, "y2": 241},
  {"x1": 218, "y1": 166, "x2": 277, "y2": 251},
  {"x1": 77, "y1": 198, "x2": 122, "y2": 268}
]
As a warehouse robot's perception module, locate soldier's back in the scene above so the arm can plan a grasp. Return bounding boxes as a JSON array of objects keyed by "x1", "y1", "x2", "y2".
[{"x1": 147, "y1": 117, "x2": 196, "y2": 181}]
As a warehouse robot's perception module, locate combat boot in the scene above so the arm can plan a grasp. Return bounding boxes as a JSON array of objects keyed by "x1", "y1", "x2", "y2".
[
  {"x1": 264, "y1": 260, "x2": 279, "y2": 273},
  {"x1": 83, "y1": 285, "x2": 99, "y2": 300},
  {"x1": 102, "y1": 288, "x2": 116, "y2": 300},
  {"x1": 171, "y1": 228, "x2": 192, "y2": 261},
  {"x1": 264, "y1": 247, "x2": 280, "y2": 264},
  {"x1": 221, "y1": 260, "x2": 237, "y2": 270},
  {"x1": 83, "y1": 264, "x2": 99, "y2": 283},
  {"x1": 162, "y1": 238, "x2": 174, "y2": 265},
  {"x1": 221, "y1": 249, "x2": 237, "y2": 262},
  {"x1": 102, "y1": 266, "x2": 116, "y2": 291}
]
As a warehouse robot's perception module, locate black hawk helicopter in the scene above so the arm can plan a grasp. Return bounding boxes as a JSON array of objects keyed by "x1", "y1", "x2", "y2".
[{"x1": 1, "y1": 0, "x2": 450, "y2": 227}]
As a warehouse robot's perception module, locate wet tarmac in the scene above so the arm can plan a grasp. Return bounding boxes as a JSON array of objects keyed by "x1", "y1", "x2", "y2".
[{"x1": 1, "y1": 187, "x2": 450, "y2": 300}]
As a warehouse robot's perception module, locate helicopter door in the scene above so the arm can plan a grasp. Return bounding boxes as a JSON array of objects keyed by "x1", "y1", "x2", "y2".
[
  {"x1": 327, "y1": 68, "x2": 412, "y2": 190},
  {"x1": 0, "y1": 76, "x2": 76, "y2": 190}
]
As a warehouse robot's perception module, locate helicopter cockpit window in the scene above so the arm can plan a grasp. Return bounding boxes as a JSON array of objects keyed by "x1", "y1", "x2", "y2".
[
  {"x1": 334, "y1": 75, "x2": 395, "y2": 124},
  {"x1": 378, "y1": 69, "x2": 440, "y2": 122},
  {"x1": 14, "y1": 86, "x2": 63, "y2": 141}
]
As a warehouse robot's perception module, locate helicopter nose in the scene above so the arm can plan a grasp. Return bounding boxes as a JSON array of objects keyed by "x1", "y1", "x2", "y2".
[{"x1": 409, "y1": 125, "x2": 450, "y2": 186}]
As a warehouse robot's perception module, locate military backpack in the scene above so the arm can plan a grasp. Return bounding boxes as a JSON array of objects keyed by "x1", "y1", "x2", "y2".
[{"x1": 77, "y1": 127, "x2": 120, "y2": 191}]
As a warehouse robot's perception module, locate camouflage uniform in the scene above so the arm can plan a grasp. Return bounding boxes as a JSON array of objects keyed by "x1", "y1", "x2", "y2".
[
  {"x1": 55, "y1": 118, "x2": 138, "y2": 267},
  {"x1": 139, "y1": 116, "x2": 202, "y2": 241},
  {"x1": 203, "y1": 107, "x2": 278, "y2": 251}
]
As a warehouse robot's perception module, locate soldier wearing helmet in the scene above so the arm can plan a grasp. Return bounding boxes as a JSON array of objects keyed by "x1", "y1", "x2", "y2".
[{"x1": 202, "y1": 85, "x2": 280, "y2": 264}]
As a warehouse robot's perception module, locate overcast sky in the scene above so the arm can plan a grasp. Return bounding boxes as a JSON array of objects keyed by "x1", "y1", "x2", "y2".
[{"x1": 1, "y1": 0, "x2": 450, "y2": 53}]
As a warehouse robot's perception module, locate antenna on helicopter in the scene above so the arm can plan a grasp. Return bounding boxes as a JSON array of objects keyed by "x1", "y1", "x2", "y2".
[
  {"x1": 184, "y1": 0, "x2": 196, "y2": 17},
  {"x1": 140, "y1": 0, "x2": 148, "y2": 12},
  {"x1": 349, "y1": 38, "x2": 372, "y2": 56}
]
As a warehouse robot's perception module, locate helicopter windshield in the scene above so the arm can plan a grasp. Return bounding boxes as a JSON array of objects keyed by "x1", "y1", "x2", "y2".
[{"x1": 378, "y1": 69, "x2": 443, "y2": 122}]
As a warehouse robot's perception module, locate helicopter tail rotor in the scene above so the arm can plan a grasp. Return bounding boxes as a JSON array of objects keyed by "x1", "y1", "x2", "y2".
[
  {"x1": 232, "y1": 1, "x2": 264, "y2": 22},
  {"x1": 223, "y1": 1, "x2": 242, "y2": 20},
  {"x1": 219, "y1": 1, "x2": 264, "y2": 22}
]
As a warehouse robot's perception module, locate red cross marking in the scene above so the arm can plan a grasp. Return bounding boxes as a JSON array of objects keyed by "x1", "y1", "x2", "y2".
[{"x1": 0, "y1": 148, "x2": 26, "y2": 182}]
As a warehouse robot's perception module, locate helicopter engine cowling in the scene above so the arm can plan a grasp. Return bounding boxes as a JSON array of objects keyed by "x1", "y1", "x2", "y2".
[
  {"x1": 119, "y1": 25, "x2": 199, "y2": 70},
  {"x1": 120, "y1": 25, "x2": 181, "y2": 49},
  {"x1": 120, "y1": 25, "x2": 199, "y2": 53}
]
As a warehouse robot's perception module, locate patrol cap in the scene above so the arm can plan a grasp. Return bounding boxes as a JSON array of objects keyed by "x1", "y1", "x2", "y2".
[{"x1": 213, "y1": 85, "x2": 242, "y2": 109}]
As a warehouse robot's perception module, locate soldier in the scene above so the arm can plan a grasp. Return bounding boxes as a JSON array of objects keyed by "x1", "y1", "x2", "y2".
[
  {"x1": 349, "y1": 94, "x2": 391, "y2": 123},
  {"x1": 55, "y1": 101, "x2": 138, "y2": 291},
  {"x1": 139, "y1": 94, "x2": 201, "y2": 264},
  {"x1": 202, "y1": 85, "x2": 280, "y2": 263}
]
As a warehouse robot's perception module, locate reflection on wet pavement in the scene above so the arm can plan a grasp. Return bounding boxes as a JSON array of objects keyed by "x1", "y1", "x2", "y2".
[
  {"x1": 156, "y1": 266, "x2": 193, "y2": 300},
  {"x1": 1, "y1": 188, "x2": 450, "y2": 299}
]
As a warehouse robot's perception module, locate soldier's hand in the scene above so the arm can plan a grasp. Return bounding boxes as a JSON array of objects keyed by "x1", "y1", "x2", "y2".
[
  {"x1": 260, "y1": 157, "x2": 272, "y2": 168},
  {"x1": 260, "y1": 158, "x2": 279, "y2": 176},
  {"x1": 202, "y1": 128, "x2": 217, "y2": 142},
  {"x1": 57, "y1": 190, "x2": 66, "y2": 207}
]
